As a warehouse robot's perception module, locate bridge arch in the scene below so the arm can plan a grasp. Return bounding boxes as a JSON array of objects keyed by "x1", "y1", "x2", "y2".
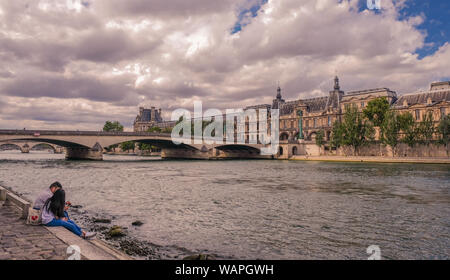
[
  {"x1": 105, "y1": 138, "x2": 200, "y2": 151},
  {"x1": 0, "y1": 143, "x2": 22, "y2": 151},
  {"x1": 30, "y1": 143, "x2": 57, "y2": 153},
  {"x1": 1, "y1": 138, "x2": 90, "y2": 149}
]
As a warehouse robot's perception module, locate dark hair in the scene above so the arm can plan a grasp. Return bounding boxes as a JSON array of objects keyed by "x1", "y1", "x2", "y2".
[
  {"x1": 49, "y1": 181, "x2": 62, "y2": 189},
  {"x1": 44, "y1": 189, "x2": 65, "y2": 218}
]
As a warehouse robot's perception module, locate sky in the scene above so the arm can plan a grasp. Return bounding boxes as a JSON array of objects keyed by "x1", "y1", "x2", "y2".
[{"x1": 0, "y1": 0, "x2": 449, "y2": 131}]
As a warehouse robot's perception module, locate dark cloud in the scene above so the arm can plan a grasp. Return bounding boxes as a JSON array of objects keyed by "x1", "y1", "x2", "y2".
[
  {"x1": 2, "y1": 73, "x2": 135, "y2": 102},
  {"x1": 94, "y1": 0, "x2": 239, "y2": 18},
  {"x1": 74, "y1": 29, "x2": 161, "y2": 63}
]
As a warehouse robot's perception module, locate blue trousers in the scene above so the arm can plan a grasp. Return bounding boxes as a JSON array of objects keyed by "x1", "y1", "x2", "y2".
[{"x1": 46, "y1": 211, "x2": 82, "y2": 236}]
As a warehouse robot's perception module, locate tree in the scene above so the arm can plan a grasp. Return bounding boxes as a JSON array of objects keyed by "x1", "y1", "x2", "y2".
[
  {"x1": 363, "y1": 97, "x2": 390, "y2": 127},
  {"x1": 103, "y1": 121, "x2": 124, "y2": 132},
  {"x1": 398, "y1": 112, "x2": 417, "y2": 147},
  {"x1": 315, "y1": 130, "x2": 325, "y2": 154},
  {"x1": 120, "y1": 141, "x2": 135, "y2": 152},
  {"x1": 137, "y1": 142, "x2": 152, "y2": 151},
  {"x1": 341, "y1": 105, "x2": 375, "y2": 155},
  {"x1": 380, "y1": 110, "x2": 400, "y2": 156},
  {"x1": 437, "y1": 114, "x2": 450, "y2": 146},
  {"x1": 330, "y1": 121, "x2": 344, "y2": 149},
  {"x1": 103, "y1": 121, "x2": 124, "y2": 152},
  {"x1": 417, "y1": 111, "x2": 435, "y2": 145},
  {"x1": 147, "y1": 126, "x2": 162, "y2": 133}
]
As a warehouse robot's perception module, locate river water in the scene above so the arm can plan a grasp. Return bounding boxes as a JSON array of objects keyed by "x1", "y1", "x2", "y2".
[{"x1": 0, "y1": 151, "x2": 449, "y2": 259}]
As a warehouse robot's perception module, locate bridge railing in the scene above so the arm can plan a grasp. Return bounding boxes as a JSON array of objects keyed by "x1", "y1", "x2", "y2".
[{"x1": 0, "y1": 130, "x2": 172, "y2": 137}]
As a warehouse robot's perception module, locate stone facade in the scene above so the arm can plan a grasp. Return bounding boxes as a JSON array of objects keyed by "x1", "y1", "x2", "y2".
[
  {"x1": 133, "y1": 107, "x2": 176, "y2": 132},
  {"x1": 274, "y1": 78, "x2": 449, "y2": 141},
  {"x1": 246, "y1": 77, "x2": 450, "y2": 157},
  {"x1": 392, "y1": 81, "x2": 450, "y2": 129}
]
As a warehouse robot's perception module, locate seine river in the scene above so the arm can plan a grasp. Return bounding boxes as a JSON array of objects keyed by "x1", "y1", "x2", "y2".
[{"x1": 0, "y1": 151, "x2": 449, "y2": 259}]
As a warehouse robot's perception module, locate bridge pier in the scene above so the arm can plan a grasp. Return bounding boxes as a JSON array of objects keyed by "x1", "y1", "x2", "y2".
[{"x1": 65, "y1": 147, "x2": 103, "y2": 161}]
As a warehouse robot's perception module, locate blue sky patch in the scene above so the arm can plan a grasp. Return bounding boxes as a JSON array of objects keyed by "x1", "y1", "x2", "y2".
[
  {"x1": 359, "y1": 0, "x2": 449, "y2": 59},
  {"x1": 231, "y1": 0, "x2": 268, "y2": 34}
]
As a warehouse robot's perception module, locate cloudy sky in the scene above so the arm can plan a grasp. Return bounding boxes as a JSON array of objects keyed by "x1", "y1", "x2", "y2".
[{"x1": 0, "y1": 0, "x2": 449, "y2": 131}]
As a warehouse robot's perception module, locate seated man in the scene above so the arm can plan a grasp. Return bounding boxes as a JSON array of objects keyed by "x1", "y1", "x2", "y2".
[{"x1": 33, "y1": 181, "x2": 63, "y2": 210}]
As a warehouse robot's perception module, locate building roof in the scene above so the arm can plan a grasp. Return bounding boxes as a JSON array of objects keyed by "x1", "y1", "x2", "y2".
[
  {"x1": 393, "y1": 89, "x2": 450, "y2": 108},
  {"x1": 303, "y1": 96, "x2": 328, "y2": 113}
]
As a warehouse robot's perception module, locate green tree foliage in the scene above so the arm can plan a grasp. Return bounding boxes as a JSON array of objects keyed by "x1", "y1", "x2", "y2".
[
  {"x1": 437, "y1": 114, "x2": 450, "y2": 145},
  {"x1": 333, "y1": 105, "x2": 375, "y2": 154},
  {"x1": 137, "y1": 142, "x2": 152, "y2": 151},
  {"x1": 380, "y1": 110, "x2": 400, "y2": 155},
  {"x1": 417, "y1": 111, "x2": 435, "y2": 145},
  {"x1": 147, "y1": 126, "x2": 162, "y2": 133},
  {"x1": 103, "y1": 121, "x2": 124, "y2": 132},
  {"x1": 363, "y1": 97, "x2": 390, "y2": 127},
  {"x1": 330, "y1": 121, "x2": 344, "y2": 148},
  {"x1": 103, "y1": 121, "x2": 124, "y2": 151},
  {"x1": 315, "y1": 130, "x2": 325, "y2": 147},
  {"x1": 397, "y1": 112, "x2": 417, "y2": 147},
  {"x1": 120, "y1": 141, "x2": 135, "y2": 152}
]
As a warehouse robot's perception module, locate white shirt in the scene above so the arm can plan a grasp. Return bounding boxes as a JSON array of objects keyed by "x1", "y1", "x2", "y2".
[{"x1": 41, "y1": 204, "x2": 56, "y2": 225}]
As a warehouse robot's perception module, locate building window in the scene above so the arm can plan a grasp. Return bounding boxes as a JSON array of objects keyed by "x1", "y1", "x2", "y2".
[
  {"x1": 314, "y1": 119, "x2": 317, "y2": 128},
  {"x1": 328, "y1": 116, "x2": 332, "y2": 126},
  {"x1": 415, "y1": 110, "x2": 421, "y2": 121},
  {"x1": 441, "y1": 107, "x2": 446, "y2": 118},
  {"x1": 361, "y1": 102, "x2": 365, "y2": 108}
]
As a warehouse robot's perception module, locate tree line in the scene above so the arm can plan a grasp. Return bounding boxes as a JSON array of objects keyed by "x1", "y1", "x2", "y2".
[{"x1": 314, "y1": 98, "x2": 450, "y2": 156}]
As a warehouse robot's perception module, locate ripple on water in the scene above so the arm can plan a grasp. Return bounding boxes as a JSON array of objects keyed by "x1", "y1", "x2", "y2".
[{"x1": 0, "y1": 152, "x2": 449, "y2": 259}]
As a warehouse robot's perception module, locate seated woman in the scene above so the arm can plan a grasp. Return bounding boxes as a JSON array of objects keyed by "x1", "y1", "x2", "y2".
[{"x1": 41, "y1": 189, "x2": 96, "y2": 239}]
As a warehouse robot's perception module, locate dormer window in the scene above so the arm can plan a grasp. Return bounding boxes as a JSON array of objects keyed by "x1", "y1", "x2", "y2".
[
  {"x1": 403, "y1": 100, "x2": 408, "y2": 107},
  {"x1": 427, "y1": 97, "x2": 432, "y2": 105}
]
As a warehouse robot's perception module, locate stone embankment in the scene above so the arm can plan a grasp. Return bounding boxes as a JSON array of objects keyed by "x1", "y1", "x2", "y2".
[{"x1": 290, "y1": 156, "x2": 450, "y2": 164}]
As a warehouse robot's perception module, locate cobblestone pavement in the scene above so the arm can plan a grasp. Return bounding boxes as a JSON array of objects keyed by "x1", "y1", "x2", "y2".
[{"x1": 0, "y1": 202, "x2": 73, "y2": 260}]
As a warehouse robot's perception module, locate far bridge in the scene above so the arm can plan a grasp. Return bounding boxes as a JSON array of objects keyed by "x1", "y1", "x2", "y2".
[
  {"x1": 0, "y1": 130, "x2": 272, "y2": 160},
  {"x1": 0, "y1": 140, "x2": 64, "y2": 154}
]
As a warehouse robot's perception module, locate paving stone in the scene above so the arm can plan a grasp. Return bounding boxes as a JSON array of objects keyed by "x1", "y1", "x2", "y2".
[{"x1": 0, "y1": 204, "x2": 73, "y2": 260}]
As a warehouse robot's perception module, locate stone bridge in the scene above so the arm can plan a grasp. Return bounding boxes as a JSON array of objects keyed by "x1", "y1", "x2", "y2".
[
  {"x1": 0, "y1": 140, "x2": 64, "y2": 154},
  {"x1": 0, "y1": 130, "x2": 272, "y2": 160}
]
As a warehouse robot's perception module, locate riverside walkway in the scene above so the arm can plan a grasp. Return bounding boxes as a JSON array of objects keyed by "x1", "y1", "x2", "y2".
[
  {"x1": 0, "y1": 201, "x2": 72, "y2": 260},
  {"x1": 0, "y1": 187, "x2": 132, "y2": 260}
]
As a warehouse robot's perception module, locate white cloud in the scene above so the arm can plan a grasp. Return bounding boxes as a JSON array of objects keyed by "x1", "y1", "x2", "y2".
[{"x1": 0, "y1": 0, "x2": 449, "y2": 130}]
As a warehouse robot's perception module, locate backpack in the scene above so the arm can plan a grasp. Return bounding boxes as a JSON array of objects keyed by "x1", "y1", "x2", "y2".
[{"x1": 26, "y1": 208, "x2": 42, "y2": 225}]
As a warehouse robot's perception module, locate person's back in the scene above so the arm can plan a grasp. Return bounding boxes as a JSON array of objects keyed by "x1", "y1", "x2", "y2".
[
  {"x1": 40, "y1": 202, "x2": 56, "y2": 225},
  {"x1": 33, "y1": 182, "x2": 62, "y2": 210}
]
